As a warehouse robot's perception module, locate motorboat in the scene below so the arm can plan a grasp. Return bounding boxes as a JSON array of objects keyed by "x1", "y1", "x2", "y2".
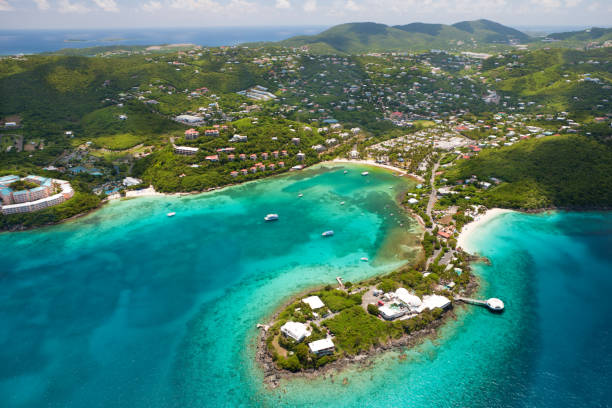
[
  {"x1": 167, "y1": 212, "x2": 176, "y2": 217},
  {"x1": 361, "y1": 171, "x2": 369, "y2": 176},
  {"x1": 321, "y1": 230, "x2": 334, "y2": 237},
  {"x1": 264, "y1": 214, "x2": 279, "y2": 221}
]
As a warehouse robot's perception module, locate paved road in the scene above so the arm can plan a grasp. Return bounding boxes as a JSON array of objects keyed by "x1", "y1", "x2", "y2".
[{"x1": 426, "y1": 159, "x2": 441, "y2": 219}]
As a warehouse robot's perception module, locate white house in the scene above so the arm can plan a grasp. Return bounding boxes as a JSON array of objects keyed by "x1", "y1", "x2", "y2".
[
  {"x1": 417, "y1": 295, "x2": 451, "y2": 312},
  {"x1": 280, "y1": 321, "x2": 310, "y2": 342},
  {"x1": 308, "y1": 338, "x2": 335, "y2": 356},
  {"x1": 395, "y1": 288, "x2": 422, "y2": 311},
  {"x1": 302, "y1": 295, "x2": 325, "y2": 310},
  {"x1": 379, "y1": 304, "x2": 405, "y2": 321}
]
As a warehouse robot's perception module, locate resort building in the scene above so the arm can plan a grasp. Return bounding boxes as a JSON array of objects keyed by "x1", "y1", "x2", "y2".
[
  {"x1": 184, "y1": 129, "x2": 200, "y2": 140},
  {"x1": 308, "y1": 338, "x2": 335, "y2": 356},
  {"x1": 174, "y1": 146, "x2": 199, "y2": 155},
  {"x1": 0, "y1": 175, "x2": 74, "y2": 215},
  {"x1": 280, "y1": 321, "x2": 310, "y2": 342},
  {"x1": 379, "y1": 304, "x2": 405, "y2": 321},
  {"x1": 417, "y1": 295, "x2": 451, "y2": 312},
  {"x1": 395, "y1": 288, "x2": 422, "y2": 312}
]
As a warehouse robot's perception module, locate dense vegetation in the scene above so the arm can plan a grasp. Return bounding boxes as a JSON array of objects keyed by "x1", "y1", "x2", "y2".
[
  {"x1": 445, "y1": 135, "x2": 612, "y2": 209},
  {"x1": 276, "y1": 20, "x2": 530, "y2": 54}
]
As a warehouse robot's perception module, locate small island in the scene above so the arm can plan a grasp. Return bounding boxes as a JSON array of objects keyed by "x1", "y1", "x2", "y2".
[{"x1": 256, "y1": 238, "x2": 481, "y2": 387}]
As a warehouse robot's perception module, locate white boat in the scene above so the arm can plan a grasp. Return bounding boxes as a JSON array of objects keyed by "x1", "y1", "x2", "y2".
[
  {"x1": 340, "y1": 201, "x2": 345, "y2": 205},
  {"x1": 167, "y1": 212, "x2": 176, "y2": 217},
  {"x1": 298, "y1": 193, "x2": 303, "y2": 198},
  {"x1": 360, "y1": 257, "x2": 369, "y2": 262},
  {"x1": 264, "y1": 214, "x2": 279, "y2": 221},
  {"x1": 361, "y1": 171, "x2": 369, "y2": 176},
  {"x1": 322, "y1": 230, "x2": 334, "y2": 237},
  {"x1": 343, "y1": 170, "x2": 348, "y2": 174}
]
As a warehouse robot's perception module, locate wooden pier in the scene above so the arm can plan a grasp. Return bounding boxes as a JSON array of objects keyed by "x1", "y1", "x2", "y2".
[{"x1": 455, "y1": 296, "x2": 504, "y2": 312}]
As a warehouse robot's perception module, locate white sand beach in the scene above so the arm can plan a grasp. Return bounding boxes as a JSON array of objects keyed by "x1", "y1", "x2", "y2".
[
  {"x1": 457, "y1": 208, "x2": 514, "y2": 253},
  {"x1": 330, "y1": 158, "x2": 426, "y2": 181}
]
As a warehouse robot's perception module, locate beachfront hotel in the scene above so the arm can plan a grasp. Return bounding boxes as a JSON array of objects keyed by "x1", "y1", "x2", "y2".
[{"x1": 0, "y1": 175, "x2": 74, "y2": 215}]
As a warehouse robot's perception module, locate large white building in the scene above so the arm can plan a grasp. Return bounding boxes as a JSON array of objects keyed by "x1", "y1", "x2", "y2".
[
  {"x1": 308, "y1": 338, "x2": 335, "y2": 356},
  {"x1": 0, "y1": 175, "x2": 74, "y2": 215},
  {"x1": 280, "y1": 321, "x2": 310, "y2": 342},
  {"x1": 302, "y1": 295, "x2": 325, "y2": 310}
]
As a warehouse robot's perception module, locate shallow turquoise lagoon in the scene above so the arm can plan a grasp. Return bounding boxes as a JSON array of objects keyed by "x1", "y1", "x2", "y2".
[
  {"x1": 2, "y1": 164, "x2": 611, "y2": 407},
  {"x1": 269, "y1": 211, "x2": 612, "y2": 407},
  {"x1": 0, "y1": 164, "x2": 420, "y2": 407}
]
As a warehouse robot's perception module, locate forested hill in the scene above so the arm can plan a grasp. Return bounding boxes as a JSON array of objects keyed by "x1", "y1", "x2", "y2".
[
  {"x1": 444, "y1": 135, "x2": 612, "y2": 209},
  {"x1": 276, "y1": 19, "x2": 531, "y2": 53},
  {"x1": 547, "y1": 27, "x2": 612, "y2": 42}
]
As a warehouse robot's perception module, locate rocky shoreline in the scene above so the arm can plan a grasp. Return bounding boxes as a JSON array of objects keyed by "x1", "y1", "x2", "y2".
[{"x1": 256, "y1": 273, "x2": 480, "y2": 389}]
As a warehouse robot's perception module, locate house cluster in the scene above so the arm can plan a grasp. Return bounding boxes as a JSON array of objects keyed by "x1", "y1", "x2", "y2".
[
  {"x1": 373, "y1": 288, "x2": 451, "y2": 321},
  {"x1": 279, "y1": 295, "x2": 335, "y2": 357},
  {"x1": 0, "y1": 175, "x2": 74, "y2": 215},
  {"x1": 237, "y1": 85, "x2": 277, "y2": 101}
]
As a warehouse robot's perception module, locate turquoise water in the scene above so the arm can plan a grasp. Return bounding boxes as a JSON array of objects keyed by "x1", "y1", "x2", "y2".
[
  {"x1": 0, "y1": 164, "x2": 420, "y2": 408},
  {"x1": 267, "y1": 211, "x2": 612, "y2": 407},
  {"x1": 2, "y1": 166, "x2": 611, "y2": 408}
]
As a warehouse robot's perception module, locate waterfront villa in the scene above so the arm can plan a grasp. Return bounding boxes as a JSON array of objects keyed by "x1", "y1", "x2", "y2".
[
  {"x1": 280, "y1": 321, "x2": 310, "y2": 342},
  {"x1": 308, "y1": 338, "x2": 335, "y2": 356},
  {"x1": 377, "y1": 288, "x2": 451, "y2": 321},
  {"x1": 302, "y1": 295, "x2": 325, "y2": 310},
  {"x1": 0, "y1": 175, "x2": 74, "y2": 215}
]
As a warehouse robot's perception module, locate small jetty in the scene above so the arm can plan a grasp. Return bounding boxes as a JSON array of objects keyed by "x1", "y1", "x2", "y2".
[
  {"x1": 455, "y1": 296, "x2": 505, "y2": 313},
  {"x1": 257, "y1": 323, "x2": 270, "y2": 331},
  {"x1": 336, "y1": 276, "x2": 345, "y2": 289}
]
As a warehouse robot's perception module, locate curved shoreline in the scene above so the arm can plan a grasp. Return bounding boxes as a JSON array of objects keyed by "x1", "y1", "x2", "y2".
[
  {"x1": 254, "y1": 163, "x2": 479, "y2": 387},
  {"x1": 456, "y1": 208, "x2": 515, "y2": 253},
  {"x1": 256, "y1": 274, "x2": 480, "y2": 388}
]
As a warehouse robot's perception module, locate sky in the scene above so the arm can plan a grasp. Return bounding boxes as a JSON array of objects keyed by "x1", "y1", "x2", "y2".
[{"x1": 0, "y1": 0, "x2": 610, "y2": 30}]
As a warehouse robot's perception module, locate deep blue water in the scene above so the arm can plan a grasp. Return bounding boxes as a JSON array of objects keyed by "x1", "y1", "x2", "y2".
[{"x1": 0, "y1": 26, "x2": 327, "y2": 55}]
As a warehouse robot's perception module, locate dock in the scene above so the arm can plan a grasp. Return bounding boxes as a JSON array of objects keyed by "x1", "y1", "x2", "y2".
[
  {"x1": 336, "y1": 276, "x2": 345, "y2": 289},
  {"x1": 455, "y1": 296, "x2": 505, "y2": 312}
]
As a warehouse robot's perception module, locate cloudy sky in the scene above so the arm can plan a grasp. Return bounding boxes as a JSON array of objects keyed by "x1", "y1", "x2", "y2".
[{"x1": 0, "y1": 0, "x2": 610, "y2": 29}]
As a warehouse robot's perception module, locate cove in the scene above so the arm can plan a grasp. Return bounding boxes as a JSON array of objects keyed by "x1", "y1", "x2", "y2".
[
  {"x1": 266, "y1": 210, "x2": 612, "y2": 407},
  {"x1": 0, "y1": 163, "x2": 420, "y2": 408}
]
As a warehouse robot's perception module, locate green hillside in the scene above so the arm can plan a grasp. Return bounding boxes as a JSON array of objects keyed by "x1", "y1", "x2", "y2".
[
  {"x1": 451, "y1": 19, "x2": 530, "y2": 43},
  {"x1": 548, "y1": 27, "x2": 612, "y2": 42},
  {"x1": 481, "y1": 48, "x2": 612, "y2": 121},
  {"x1": 279, "y1": 20, "x2": 531, "y2": 53},
  {"x1": 444, "y1": 135, "x2": 612, "y2": 209}
]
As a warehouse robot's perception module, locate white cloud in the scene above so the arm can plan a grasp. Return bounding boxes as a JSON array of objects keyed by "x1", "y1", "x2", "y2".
[
  {"x1": 0, "y1": 0, "x2": 13, "y2": 11},
  {"x1": 276, "y1": 0, "x2": 290, "y2": 9},
  {"x1": 534, "y1": 0, "x2": 562, "y2": 9},
  {"x1": 345, "y1": 0, "x2": 361, "y2": 11},
  {"x1": 58, "y1": 0, "x2": 90, "y2": 13},
  {"x1": 93, "y1": 0, "x2": 119, "y2": 12},
  {"x1": 169, "y1": 0, "x2": 222, "y2": 12},
  {"x1": 586, "y1": 1, "x2": 599, "y2": 11},
  {"x1": 228, "y1": 0, "x2": 256, "y2": 13},
  {"x1": 142, "y1": 0, "x2": 162, "y2": 12},
  {"x1": 33, "y1": 0, "x2": 50, "y2": 10},
  {"x1": 303, "y1": 0, "x2": 316, "y2": 12}
]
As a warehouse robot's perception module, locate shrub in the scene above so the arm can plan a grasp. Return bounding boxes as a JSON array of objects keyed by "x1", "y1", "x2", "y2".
[{"x1": 367, "y1": 304, "x2": 379, "y2": 316}]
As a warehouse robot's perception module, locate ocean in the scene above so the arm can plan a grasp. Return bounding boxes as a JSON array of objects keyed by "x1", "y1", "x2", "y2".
[
  {"x1": 0, "y1": 26, "x2": 327, "y2": 55},
  {"x1": 1, "y1": 165, "x2": 611, "y2": 407}
]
